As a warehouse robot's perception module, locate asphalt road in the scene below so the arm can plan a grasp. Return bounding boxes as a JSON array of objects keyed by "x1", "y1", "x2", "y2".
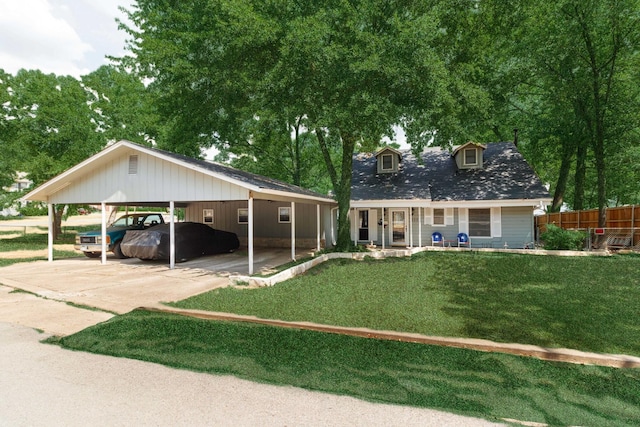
[{"x1": 0, "y1": 323, "x2": 504, "y2": 427}]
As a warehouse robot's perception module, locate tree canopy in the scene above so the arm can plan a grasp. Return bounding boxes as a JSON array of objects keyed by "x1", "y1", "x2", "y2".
[{"x1": 122, "y1": 0, "x2": 481, "y2": 249}]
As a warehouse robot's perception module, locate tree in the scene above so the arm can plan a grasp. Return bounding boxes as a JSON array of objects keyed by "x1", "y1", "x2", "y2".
[
  {"x1": 81, "y1": 65, "x2": 162, "y2": 146},
  {"x1": 122, "y1": 0, "x2": 462, "y2": 250},
  {"x1": 4, "y1": 70, "x2": 105, "y2": 235},
  {"x1": 482, "y1": 0, "x2": 640, "y2": 224}
]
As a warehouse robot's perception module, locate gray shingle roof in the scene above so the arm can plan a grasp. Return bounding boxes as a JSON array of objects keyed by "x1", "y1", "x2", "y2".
[{"x1": 351, "y1": 142, "x2": 549, "y2": 202}]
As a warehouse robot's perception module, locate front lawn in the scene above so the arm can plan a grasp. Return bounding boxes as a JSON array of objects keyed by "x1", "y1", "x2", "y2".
[
  {"x1": 51, "y1": 310, "x2": 640, "y2": 427},
  {"x1": 173, "y1": 251, "x2": 640, "y2": 357}
]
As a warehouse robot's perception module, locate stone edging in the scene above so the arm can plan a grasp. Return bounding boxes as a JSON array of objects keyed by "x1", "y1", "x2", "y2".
[{"x1": 229, "y1": 246, "x2": 610, "y2": 287}]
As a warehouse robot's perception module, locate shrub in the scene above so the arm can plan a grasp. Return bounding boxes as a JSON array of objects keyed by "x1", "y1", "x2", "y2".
[{"x1": 540, "y1": 224, "x2": 585, "y2": 250}]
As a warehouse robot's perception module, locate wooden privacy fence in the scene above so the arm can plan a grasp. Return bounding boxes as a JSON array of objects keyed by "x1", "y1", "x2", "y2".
[
  {"x1": 535, "y1": 205, "x2": 640, "y2": 250},
  {"x1": 535, "y1": 205, "x2": 640, "y2": 231}
]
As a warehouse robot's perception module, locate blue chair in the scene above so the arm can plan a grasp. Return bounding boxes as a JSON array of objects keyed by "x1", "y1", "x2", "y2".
[
  {"x1": 431, "y1": 232, "x2": 443, "y2": 247},
  {"x1": 457, "y1": 232, "x2": 470, "y2": 248}
]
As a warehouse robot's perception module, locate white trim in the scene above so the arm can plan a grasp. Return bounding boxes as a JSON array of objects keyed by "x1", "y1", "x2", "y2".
[
  {"x1": 278, "y1": 206, "x2": 291, "y2": 223},
  {"x1": 389, "y1": 208, "x2": 408, "y2": 246},
  {"x1": 458, "y1": 208, "x2": 469, "y2": 234},
  {"x1": 248, "y1": 195, "x2": 254, "y2": 275},
  {"x1": 351, "y1": 199, "x2": 551, "y2": 209},
  {"x1": 491, "y1": 207, "x2": 502, "y2": 238}
]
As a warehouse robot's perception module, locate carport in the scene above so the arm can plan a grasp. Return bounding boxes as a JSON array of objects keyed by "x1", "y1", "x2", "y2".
[{"x1": 23, "y1": 140, "x2": 337, "y2": 274}]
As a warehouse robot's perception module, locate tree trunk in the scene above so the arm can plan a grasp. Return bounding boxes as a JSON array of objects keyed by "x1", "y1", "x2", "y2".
[
  {"x1": 573, "y1": 142, "x2": 587, "y2": 210},
  {"x1": 52, "y1": 204, "x2": 64, "y2": 241},
  {"x1": 316, "y1": 128, "x2": 355, "y2": 251},
  {"x1": 551, "y1": 143, "x2": 574, "y2": 212}
]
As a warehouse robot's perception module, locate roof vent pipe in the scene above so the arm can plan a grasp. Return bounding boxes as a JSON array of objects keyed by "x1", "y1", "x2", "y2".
[{"x1": 513, "y1": 129, "x2": 518, "y2": 147}]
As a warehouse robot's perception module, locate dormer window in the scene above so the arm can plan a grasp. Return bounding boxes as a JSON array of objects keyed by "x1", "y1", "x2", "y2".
[
  {"x1": 374, "y1": 146, "x2": 402, "y2": 174},
  {"x1": 464, "y1": 148, "x2": 478, "y2": 166},
  {"x1": 452, "y1": 142, "x2": 486, "y2": 170},
  {"x1": 381, "y1": 154, "x2": 393, "y2": 171}
]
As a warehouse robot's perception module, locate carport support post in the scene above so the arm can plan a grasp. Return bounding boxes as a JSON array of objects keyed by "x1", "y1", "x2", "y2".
[
  {"x1": 418, "y1": 206, "x2": 422, "y2": 247},
  {"x1": 248, "y1": 194, "x2": 254, "y2": 275},
  {"x1": 316, "y1": 204, "x2": 321, "y2": 252},
  {"x1": 47, "y1": 203, "x2": 54, "y2": 262},
  {"x1": 291, "y1": 201, "x2": 296, "y2": 261},
  {"x1": 169, "y1": 201, "x2": 175, "y2": 269},
  {"x1": 101, "y1": 202, "x2": 107, "y2": 265}
]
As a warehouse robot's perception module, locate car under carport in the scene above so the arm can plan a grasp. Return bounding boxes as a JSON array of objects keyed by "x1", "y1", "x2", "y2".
[{"x1": 22, "y1": 140, "x2": 337, "y2": 274}]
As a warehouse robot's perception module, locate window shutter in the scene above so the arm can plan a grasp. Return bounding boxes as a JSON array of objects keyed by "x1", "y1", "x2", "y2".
[
  {"x1": 491, "y1": 207, "x2": 502, "y2": 237},
  {"x1": 423, "y1": 207, "x2": 433, "y2": 225},
  {"x1": 458, "y1": 208, "x2": 468, "y2": 234},
  {"x1": 445, "y1": 208, "x2": 454, "y2": 225}
]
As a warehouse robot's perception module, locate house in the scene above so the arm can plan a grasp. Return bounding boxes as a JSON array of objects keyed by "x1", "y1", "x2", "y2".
[
  {"x1": 23, "y1": 140, "x2": 337, "y2": 273},
  {"x1": 350, "y1": 142, "x2": 551, "y2": 249}
]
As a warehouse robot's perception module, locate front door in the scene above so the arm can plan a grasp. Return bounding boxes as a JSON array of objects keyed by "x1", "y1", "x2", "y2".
[
  {"x1": 358, "y1": 210, "x2": 369, "y2": 241},
  {"x1": 390, "y1": 209, "x2": 407, "y2": 245}
]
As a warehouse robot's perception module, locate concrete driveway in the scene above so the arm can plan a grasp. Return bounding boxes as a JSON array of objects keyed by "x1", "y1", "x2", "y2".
[{"x1": 0, "y1": 248, "x2": 301, "y2": 336}]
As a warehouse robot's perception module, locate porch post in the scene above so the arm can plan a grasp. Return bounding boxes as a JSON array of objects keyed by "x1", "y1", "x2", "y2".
[
  {"x1": 316, "y1": 204, "x2": 321, "y2": 252},
  {"x1": 418, "y1": 206, "x2": 422, "y2": 247},
  {"x1": 291, "y1": 201, "x2": 296, "y2": 261},
  {"x1": 409, "y1": 208, "x2": 414, "y2": 248},
  {"x1": 169, "y1": 200, "x2": 175, "y2": 269},
  {"x1": 101, "y1": 202, "x2": 107, "y2": 265},
  {"x1": 381, "y1": 207, "x2": 385, "y2": 249},
  {"x1": 47, "y1": 203, "x2": 54, "y2": 262},
  {"x1": 248, "y1": 194, "x2": 254, "y2": 275}
]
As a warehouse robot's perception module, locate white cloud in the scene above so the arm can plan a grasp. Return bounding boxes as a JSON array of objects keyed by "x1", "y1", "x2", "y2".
[{"x1": 0, "y1": 0, "x2": 134, "y2": 77}]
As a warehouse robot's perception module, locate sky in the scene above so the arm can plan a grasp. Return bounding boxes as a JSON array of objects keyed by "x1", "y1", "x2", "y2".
[{"x1": 0, "y1": 0, "x2": 135, "y2": 78}]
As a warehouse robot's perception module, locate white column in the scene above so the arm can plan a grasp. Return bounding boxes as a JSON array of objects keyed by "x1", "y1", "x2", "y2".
[
  {"x1": 248, "y1": 195, "x2": 254, "y2": 275},
  {"x1": 381, "y1": 208, "x2": 385, "y2": 249},
  {"x1": 418, "y1": 207, "x2": 422, "y2": 247},
  {"x1": 101, "y1": 202, "x2": 107, "y2": 265},
  {"x1": 47, "y1": 204, "x2": 54, "y2": 262},
  {"x1": 291, "y1": 201, "x2": 296, "y2": 261},
  {"x1": 409, "y1": 208, "x2": 414, "y2": 248},
  {"x1": 316, "y1": 204, "x2": 321, "y2": 252},
  {"x1": 169, "y1": 201, "x2": 175, "y2": 269}
]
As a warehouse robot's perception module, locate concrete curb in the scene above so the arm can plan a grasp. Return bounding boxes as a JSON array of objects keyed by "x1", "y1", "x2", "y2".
[{"x1": 141, "y1": 305, "x2": 640, "y2": 369}]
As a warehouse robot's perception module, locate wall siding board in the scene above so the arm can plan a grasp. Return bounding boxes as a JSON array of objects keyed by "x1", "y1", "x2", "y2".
[{"x1": 47, "y1": 152, "x2": 250, "y2": 204}]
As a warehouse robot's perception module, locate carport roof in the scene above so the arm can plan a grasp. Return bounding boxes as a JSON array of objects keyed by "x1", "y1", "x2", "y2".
[{"x1": 24, "y1": 140, "x2": 336, "y2": 205}]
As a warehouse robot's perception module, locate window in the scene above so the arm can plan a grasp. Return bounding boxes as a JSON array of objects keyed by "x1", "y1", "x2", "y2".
[
  {"x1": 468, "y1": 208, "x2": 490, "y2": 237},
  {"x1": 237, "y1": 208, "x2": 248, "y2": 224},
  {"x1": 464, "y1": 148, "x2": 478, "y2": 166},
  {"x1": 381, "y1": 154, "x2": 393, "y2": 170},
  {"x1": 203, "y1": 209, "x2": 214, "y2": 224},
  {"x1": 278, "y1": 207, "x2": 291, "y2": 223},
  {"x1": 433, "y1": 208, "x2": 445, "y2": 225}
]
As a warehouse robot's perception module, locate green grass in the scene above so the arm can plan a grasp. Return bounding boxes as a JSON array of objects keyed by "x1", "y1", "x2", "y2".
[
  {"x1": 172, "y1": 251, "x2": 640, "y2": 357},
  {"x1": 50, "y1": 310, "x2": 640, "y2": 427}
]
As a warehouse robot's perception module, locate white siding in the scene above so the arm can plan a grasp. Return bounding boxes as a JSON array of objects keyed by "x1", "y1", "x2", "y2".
[{"x1": 49, "y1": 151, "x2": 249, "y2": 204}]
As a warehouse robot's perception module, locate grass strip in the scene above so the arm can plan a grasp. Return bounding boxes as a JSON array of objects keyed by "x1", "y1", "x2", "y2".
[
  {"x1": 49, "y1": 310, "x2": 640, "y2": 427},
  {"x1": 172, "y1": 251, "x2": 640, "y2": 356}
]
